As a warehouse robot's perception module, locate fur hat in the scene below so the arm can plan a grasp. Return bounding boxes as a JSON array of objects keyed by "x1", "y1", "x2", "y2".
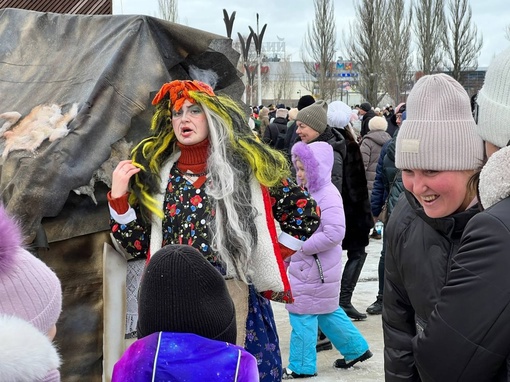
[
  {"x1": 295, "y1": 100, "x2": 328, "y2": 134},
  {"x1": 137, "y1": 244, "x2": 236, "y2": 344},
  {"x1": 360, "y1": 102, "x2": 372, "y2": 112},
  {"x1": 288, "y1": 107, "x2": 298, "y2": 121},
  {"x1": 475, "y1": 46, "x2": 510, "y2": 148},
  {"x1": 297, "y1": 95, "x2": 316, "y2": 110},
  {"x1": 291, "y1": 141, "x2": 334, "y2": 193},
  {"x1": 369, "y1": 116, "x2": 388, "y2": 131},
  {"x1": 327, "y1": 100, "x2": 352, "y2": 128},
  {"x1": 0, "y1": 315, "x2": 61, "y2": 382},
  {"x1": 396, "y1": 73, "x2": 484, "y2": 171},
  {"x1": 276, "y1": 108, "x2": 288, "y2": 119},
  {"x1": 0, "y1": 206, "x2": 62, "y2": 336}
]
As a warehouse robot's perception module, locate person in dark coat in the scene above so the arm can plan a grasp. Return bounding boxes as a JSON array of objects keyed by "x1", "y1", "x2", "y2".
[
  {"x1": 359, "y1": 102, "x2": 376, "y2": 137},
  {"x1": 383, "y1": 74, "x2": 484, "y2": 381},
  {"x1": 263, "y1": 108, "x2": 288, "y2": 149},
  {"x1": 413, "y1": 46, "x2": 510, "y2": 382},
  {"x1": 327, "y1": 101, "x2": 374, "y2": 321}
]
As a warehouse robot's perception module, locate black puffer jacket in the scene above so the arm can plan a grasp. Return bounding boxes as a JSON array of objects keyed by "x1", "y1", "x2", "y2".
[
  {"x1": 383, "y1": 191, "x2": 479, "y2": 381},
  {"x1": 413, "y1": 147, "x2": 510, "y2": 382}
]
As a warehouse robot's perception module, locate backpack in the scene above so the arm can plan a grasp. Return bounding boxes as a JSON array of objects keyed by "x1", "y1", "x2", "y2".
[{"x1": 275, "y1": 128, "x2": 287, "y2": 150}]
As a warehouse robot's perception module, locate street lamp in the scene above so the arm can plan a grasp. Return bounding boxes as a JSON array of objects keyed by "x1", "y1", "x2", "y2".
[{"x1": 249, "y1": 14, "x2": 267, "y2": 107}]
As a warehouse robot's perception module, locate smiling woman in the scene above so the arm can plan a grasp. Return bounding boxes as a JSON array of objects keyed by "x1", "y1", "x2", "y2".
[{"x1": 382, "y1": 73, "x2": 484, "y2": 381}]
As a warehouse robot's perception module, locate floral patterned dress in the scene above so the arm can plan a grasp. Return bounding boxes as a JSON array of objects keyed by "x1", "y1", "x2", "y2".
[{"x1": 111, "y1": 166, "x2": 319, "y2": 382}]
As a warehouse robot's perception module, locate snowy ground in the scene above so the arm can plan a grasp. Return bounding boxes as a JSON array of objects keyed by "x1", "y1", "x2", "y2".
[{"x1": 273, "y1": 236, "x2": 385, "y2": 381}]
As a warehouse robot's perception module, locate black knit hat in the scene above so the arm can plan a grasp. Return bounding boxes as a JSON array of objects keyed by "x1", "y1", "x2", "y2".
[
  {"x1": 137, "y1": 244, "x2": 236, "y2": 344},
  {"x1": 297, "y1": 95, "x2": 316, "y2": 110},
  {"x1": 360, "y1": 102, "x2": 372, "y2": 112}
]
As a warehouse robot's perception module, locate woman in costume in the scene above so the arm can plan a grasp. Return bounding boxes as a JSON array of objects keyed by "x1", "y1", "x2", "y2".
[{"x1": 108, "y1": 80, "x2": 320, "y2": 381}]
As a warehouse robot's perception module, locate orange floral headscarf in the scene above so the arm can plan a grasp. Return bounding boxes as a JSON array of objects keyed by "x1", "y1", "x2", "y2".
[{"x1": 151, "y1": 80, "x2": 216, "y2": 111}]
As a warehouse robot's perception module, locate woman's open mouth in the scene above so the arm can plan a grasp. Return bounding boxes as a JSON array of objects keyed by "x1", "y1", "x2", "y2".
[{"x1": 421, "y1": 194, "x2": 439, "y2": 204}]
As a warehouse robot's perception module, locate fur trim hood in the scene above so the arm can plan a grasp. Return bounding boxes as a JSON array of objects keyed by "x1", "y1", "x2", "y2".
[
  {"x1": 479, "y1": 145, "x2": 510, "y2": 209},
  {"x1": 291, "y1": 141, "x2": 333, "y2": 193},
  {"x1": 0, "y1": 315, "x2": 61, "y2": 381}
]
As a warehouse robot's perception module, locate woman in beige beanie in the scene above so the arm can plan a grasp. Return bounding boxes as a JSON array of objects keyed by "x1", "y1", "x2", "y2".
[
  {"x1": 382, "y1": 73, "x2": 484, "y2": 381},
  {"x1": 412, "y1": 46, "x2": 510, "y2": 381}
]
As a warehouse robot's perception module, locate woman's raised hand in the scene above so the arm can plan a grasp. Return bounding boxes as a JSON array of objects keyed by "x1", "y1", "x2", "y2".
[{"x1": 111, "y1": 160, "x2": 141, "y2": 198}]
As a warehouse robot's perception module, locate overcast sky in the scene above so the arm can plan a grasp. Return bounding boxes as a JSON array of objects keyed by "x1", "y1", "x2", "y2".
[{"x1": 113, "y1": 0, "x2": 509, "y2": 67}]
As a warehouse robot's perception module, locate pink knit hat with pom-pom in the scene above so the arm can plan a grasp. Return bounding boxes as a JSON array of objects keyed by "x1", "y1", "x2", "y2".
[{"x1": 0, "y1": 206, "x2": 62, "y2": 335}]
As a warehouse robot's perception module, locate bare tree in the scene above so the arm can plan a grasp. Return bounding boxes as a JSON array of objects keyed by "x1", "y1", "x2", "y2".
[
  {"x1": 505, "y1": 24, "x2": 510, "y2": 41},
  {"x1": 300, "y1": 0, "x2": 337, "y2": 101},
  {"x1": 271, "y1": 58, "x2": 293, "y2": 104},
  {"x1": 414, "y1": 0, "x2": 445, "y2": 74},
  {"x1": 158, "y1": 0, "x2": 178, "y2": 23},
  {"x1": 382, "y1": 0, "x2": 413, "y2": 105},
  {"x1": 442, "y1": 0, "x2": 482, "y2": 81},
  {"x1": 344, "y1": 0, "x2": 388, "y2": 106}
]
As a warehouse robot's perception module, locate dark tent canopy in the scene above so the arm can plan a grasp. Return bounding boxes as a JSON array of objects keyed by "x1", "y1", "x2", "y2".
[{"x1": 0, "y1": 8, "x2": 243, "y2": 245}]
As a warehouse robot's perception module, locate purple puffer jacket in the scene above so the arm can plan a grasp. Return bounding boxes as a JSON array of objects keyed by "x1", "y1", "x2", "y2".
[{"x1": 287, "y1": 141, "x2": 346, "y2": 315}]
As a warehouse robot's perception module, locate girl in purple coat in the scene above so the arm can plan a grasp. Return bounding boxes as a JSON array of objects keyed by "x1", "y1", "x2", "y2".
[{"x1": 282, "y1": 141, "x2": 372, "y2": 379}]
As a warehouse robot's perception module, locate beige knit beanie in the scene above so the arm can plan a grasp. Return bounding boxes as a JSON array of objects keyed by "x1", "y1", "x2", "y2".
[
  {"x1": 475, "y1": 46, "x2": 510, "y2": 148},
  {"x1": 295, "y1": 100, "x2": 328, "y2": 134},
  {"x1": 368, "y1": 116, "x2": 388, "y2": 131},
  {"x1": 396, "y1": 73, "x2": 484, "y2": 170}
]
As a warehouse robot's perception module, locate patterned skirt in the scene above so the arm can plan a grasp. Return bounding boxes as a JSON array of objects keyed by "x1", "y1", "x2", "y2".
[{"x1": 245, "y1": 285, "x2": 282, "y2": 381}]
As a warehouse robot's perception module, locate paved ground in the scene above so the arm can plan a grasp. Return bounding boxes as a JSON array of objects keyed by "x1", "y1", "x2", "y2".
[{"x1": 273, "y1": 235, "x2": 385, "y2": 381}]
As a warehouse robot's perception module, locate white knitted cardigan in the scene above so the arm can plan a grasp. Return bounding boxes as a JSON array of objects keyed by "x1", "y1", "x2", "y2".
[{"x1": 149, "y1": 151, "x2": 288, "y2": 293}]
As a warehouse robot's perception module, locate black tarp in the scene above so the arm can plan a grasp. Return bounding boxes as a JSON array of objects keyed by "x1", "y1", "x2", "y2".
[{"x1": 0, "y1": 8, "x2": 243, "y2": 243}]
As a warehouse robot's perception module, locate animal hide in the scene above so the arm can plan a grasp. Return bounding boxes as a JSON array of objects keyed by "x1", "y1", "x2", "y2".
[
  {"x1": 0, "y1": 103, "x2": 78, "y2": 158},
  {"x1": 73, "y1": 138, "x2": 133, "y2": 204}
]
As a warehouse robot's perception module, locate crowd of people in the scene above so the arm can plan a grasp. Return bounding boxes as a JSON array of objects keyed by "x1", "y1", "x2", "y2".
[{"x1": 2, "y1": 45, "x2": 510, "y2": 381}]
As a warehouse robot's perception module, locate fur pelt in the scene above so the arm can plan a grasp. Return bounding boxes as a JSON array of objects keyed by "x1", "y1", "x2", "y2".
[
  {"x1": 0, "y1": 315, "x2": 61, "y2": 381},
  {"x1": 0, "y1": 103, "x2": 78, "y2": 158},
  {"x1": 73, "y1": 138, "x2": 133, "y2": 204}
]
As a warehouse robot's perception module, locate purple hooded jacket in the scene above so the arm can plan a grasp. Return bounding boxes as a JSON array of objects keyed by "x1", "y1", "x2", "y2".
[
  {"x1": 113, "y1": 332, "x2": 258, "y2": 381},
  {"x1": 287, "y1": 141, "x2": 346, "y2": 315}
]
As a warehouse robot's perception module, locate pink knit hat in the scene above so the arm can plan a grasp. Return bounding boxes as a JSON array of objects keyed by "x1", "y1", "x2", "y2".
[{"x1": 0, "y1": 206, "x2": 62, "y2": 335}]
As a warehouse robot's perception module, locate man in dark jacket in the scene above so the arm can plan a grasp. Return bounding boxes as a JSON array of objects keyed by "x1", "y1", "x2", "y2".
[
  {"x1": 326, "y1": 101, "x2": 374, "y2": 321},
  {"x1": 263, "y1": 108, "x2": 288, "y2": 149},
  {"x1": 359, "y1": 102, "x2": 376, "y2": 137}
]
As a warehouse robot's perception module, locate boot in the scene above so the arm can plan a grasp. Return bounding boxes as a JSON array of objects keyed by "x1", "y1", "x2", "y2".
[
  {"x1": 340, "y1": 250, "x2": 367, "y2": 320},
  {"x1": 370, "y1": 229, "x2": 381, "y2": 240},
  {"x1": 366, "y1": 294, "x2": 383, "y2": 315},
  {"x1": 316, "y1": 328, "x2": 332, "y2": 352}
]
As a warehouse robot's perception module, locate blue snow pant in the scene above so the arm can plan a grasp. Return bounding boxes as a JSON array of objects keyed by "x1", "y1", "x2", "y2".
[{"x1": 288, "y1": 307, "x2": 369, "y2": 375}]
